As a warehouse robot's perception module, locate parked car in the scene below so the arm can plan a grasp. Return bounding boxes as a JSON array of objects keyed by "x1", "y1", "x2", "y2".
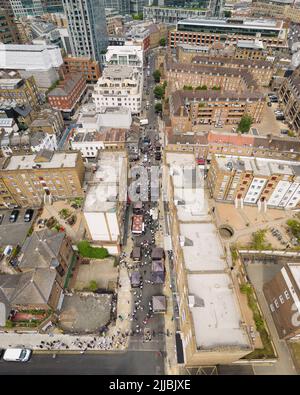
[
  {"x1": 3, "y1": 348, "x2": 32, "y2": 362},
  {"x1": 24, "y1": 209, "x2": 34, "y2": 222},
  {"x1": 9, "y1": 209, "x2": 19, "y2": 223},
  {"x1": 0, "y1": 349, "x2": 3, "y2": 359},
  {"x1": 0, "y1": 214, "x2": 4, "y2": 225}
]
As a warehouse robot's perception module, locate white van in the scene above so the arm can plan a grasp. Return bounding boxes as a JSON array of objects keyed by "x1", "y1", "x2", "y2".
[{"x1": 3, "y1": 348, "x2": 32, "y2": 362}]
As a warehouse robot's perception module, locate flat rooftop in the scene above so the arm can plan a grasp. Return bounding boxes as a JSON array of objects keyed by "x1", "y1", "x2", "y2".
[
  {"x1": 180, "y1": 223, "x2": 226, "y2": 272},
  {"x1": 73, "y1": 128, "x2": 126, "y2": 143},
  {"x1": 3, "y1": 152, "x2": 78, "y2": 170},
  {"x1": 102, "y1": 65, "x2": 137, "y2": 79},
  {"x1": 166, "y1": 152, "x2": 209, "y2": 221},
  {"x1": 187, "y1": 273, "x2": 250, "y2": 349},
  {"x1": 178, "y1": 17, "x2": 283, "y2": 30},
  {"x1": 167, "y1": 151, "x2": 250, "y2": 351},
  {"x1": 215, "y1": 155, "x2": 299, "y2": 176},
  {"x1": 84, "y1": 151, "x2": 127, "y2": 213}
]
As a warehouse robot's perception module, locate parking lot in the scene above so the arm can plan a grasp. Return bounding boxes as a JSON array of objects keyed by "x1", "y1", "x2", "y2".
[{"x1": 0, "y1": 209, "x2": 37, "y2": 247}]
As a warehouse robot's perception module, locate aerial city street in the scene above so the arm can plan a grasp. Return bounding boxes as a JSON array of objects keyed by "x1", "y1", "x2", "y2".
[{"x1": 0, "y1": 0, "x2": 300, "y2": 377}]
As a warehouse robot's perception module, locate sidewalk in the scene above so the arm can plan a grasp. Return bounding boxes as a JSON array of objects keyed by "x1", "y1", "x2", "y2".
[{"x1": 158, "y1": 196, "x2": 179, "y2": 375}]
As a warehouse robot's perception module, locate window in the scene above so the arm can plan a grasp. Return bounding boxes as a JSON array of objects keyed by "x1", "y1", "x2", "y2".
[{"x1": 284, "y1": 290, "x2": 290, "y2": 300}]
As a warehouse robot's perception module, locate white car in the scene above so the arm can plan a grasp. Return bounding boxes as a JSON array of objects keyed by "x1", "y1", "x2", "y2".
[{"x1": 3, "y1": 348, "x2": 32, "y2": 362}]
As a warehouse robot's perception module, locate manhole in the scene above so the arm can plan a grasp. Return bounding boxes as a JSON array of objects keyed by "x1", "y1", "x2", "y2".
[{"x1": 219, "y1": 225, "x2": 234, "y2": 239}]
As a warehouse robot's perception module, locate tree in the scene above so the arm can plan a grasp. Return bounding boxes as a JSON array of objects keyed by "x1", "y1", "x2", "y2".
[
  {"x1": 212, "y1": 85, "x2": 221, "y2": 90},
  {"x1": 154, "y1": 85, "x2": 165, "y2": 100},
  {"x1": 155, "y1": 103, "x2": 162, "y2": 113},
  {"x1": 237, "y1": 114, "x2": 253, "y2": 134},
  {"x1": 89, "y1": 280, "x2": 98, "y2": 292},
  {"x1": 196, "y1": 85, "x2": 207, "y2": 90},
  {"x1": 153, "y1": 69, "x2": 161, "y2": 83},
  {"x1": 159, "y1": 37, "x2": 166, "y2": 47},
  {"x1": 132, "y1": 14, "x2": 143, "y2": 20},
  {"x1": 224, "y1": 11, "x2": 232, "y2": 18},
  {"x1": 183, "y1": 85, "x2": 193, "y2": 91},
  {"x1": 251, "y1": 229, "x2": 271, "y2": 250}
]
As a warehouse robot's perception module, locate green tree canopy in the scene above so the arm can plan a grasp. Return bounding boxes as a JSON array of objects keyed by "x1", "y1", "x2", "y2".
[
  {"x1": 154, "y1": 85, "x2": 165, "y2": 99},
  {"x1": 196, "y1": 85, "x2": 207, "y2": 90},
  {"x1": 153, "y1": 69, "x2": 161, "y2": 83},
  {"x1": 159, "y1": 37, "x2": 166, "y2": 47},
  {"x1": 237, "y1": 114, "x2": 253, "y2": 134},
  {"x1": 183, "y1": 85, "x2": 193, "y2": 91},
  {"x1": 155, "y1": 102, "x2": 162, "y2": 113}
]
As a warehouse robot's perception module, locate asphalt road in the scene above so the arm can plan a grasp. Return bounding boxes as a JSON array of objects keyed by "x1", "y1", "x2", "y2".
[
  {"x1": 0, "y1": 351, "x2": 164, "y2": 375},
  {"x1": 126, "y1": 52, "x2": 166, "y2": 353}
]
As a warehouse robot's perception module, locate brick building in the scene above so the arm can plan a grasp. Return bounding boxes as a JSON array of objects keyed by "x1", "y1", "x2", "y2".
[
  {"x1": 264, "y1": 263, "x2": 300, "y2": 340},
  {"x1": 48, "y1": 73, "x2": 86, "y2": 117},
  {"x1": 169, "y1": 90, "x2": 265, "y2": 131},
  {"x1": 279, "y1": 68, "x2": 300, "y2": 135},
  {"x1": 62, "y1": 56, "x2": 101, "y2": 83},
  {"x1": 0, "y1": 150, "x2": 85, "y2": 208}
]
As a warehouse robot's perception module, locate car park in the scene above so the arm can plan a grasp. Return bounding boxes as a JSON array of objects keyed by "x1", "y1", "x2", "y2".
[
  {"x1": 3, "y1": 348, "x2": 32, "y2": 362},
  {"x1": 9, "y1": 210, "x2": 19, "y2": 223}
]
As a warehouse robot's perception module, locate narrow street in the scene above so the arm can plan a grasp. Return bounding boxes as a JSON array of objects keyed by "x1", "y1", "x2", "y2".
[{"x1": 123, "y1": 51, "x2": 167, "y2": 356}]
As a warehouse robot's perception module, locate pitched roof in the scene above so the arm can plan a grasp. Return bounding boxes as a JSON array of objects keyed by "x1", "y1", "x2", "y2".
[{"x1": 18, "y1": 229, "x2": 66, "y2": 270}]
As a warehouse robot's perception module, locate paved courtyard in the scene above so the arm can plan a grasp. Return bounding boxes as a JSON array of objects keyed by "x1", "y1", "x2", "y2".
[
  {"x1": 74, "y1": 258, "x2": 118, "y2": 291},
  {"x1": 58, "y1": 293, "x2": 113, "y2": 333}
]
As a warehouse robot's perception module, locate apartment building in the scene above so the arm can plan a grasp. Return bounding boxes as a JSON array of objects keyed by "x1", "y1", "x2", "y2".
[
  {"x1": 164, "y1": 59, "x2": 258, "y2": 94},
  {"x1": 0, "y1": 76, "x2": 41, "y2": 111},
  {"x1": 93, "y1": 65, "x2": 142, "y2": 114},
  {"x1": 63, "y1": 56, "x2": 101, "y2": 83},
  {"x1": 48, "y1": 73, "x2": 86, "y2": 117},
  {"x1": 190, "y1": 55, "x2": 273, "y2": 87},
  {"x1": 166, "y1": 129, "x2": 300, "y2": 162},
  {"x1": 279, "y1": 68, "x2": 300, "y2": 134},
  {"x1": 234, "y1": 40, "x2": 269, "y2": 61},
  {"x1": 170, "y1": 90, "x2": 265, "y2": 131},
  {"x1": 83, "y1": 150, "x2": 127, "y2": 254},
  {"x1": 62, "y1": 0, "x2": 108, "y2": 63},
  {"x1": 105, "y1": 45, "x2": 143, "y2": 69},
  {"x1": 0, "y1": 43, "x2": 63, "y2": 89},
  {"x1": 169, "y1": 17, "x2": 288, "y2": 50},
  {"x1": 29, "y1": 108, "x2": 64, "y2": 135},
  {"x1": 143, "y1": 6, "x2": 209, "y2": 24},
  {"x1": 263, "y1": 263, "x2": 300, "y2": 340},
  {"x1": 0, "y1": 150, "x2": 85, "y2": 208},
  {"x1": 165, "y1": 152, "x2": 252, "y2": 366},
  {"x1": 252, "y1": 1, "x2": 300, "y2": 24},
  {"x1": 70, "y1": 128, "x2": 126, "y2": 158},
  {"x1": 0, "y1": 7, "x2": 20, "y2": 44},
  {"x1": 207, "y1": 154, "x2": 300, "y2": 209}
]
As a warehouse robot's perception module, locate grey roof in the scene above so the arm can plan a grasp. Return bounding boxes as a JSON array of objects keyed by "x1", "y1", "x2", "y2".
[
  {"x1": 18, "y1": 229, "x2": 66, "y2": 270},
  {"x1": 151, "y1": 271, "x2": 165, "y2": 284},
  {"x1": 151, "y1": 260, "x2": 164, "y2": 272},
  {"x1": 151, "y1": 247, "x2": 165, "y2": 260},
  {"x1": 152, "y1": 295, "x2": 166, "y2": 311},
  {"x1": 0, "y1": 269, "x2": 56, "y2": 306}
]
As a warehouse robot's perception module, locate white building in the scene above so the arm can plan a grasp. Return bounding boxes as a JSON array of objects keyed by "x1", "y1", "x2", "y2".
[
  {"x1": 105, "y1": 45, "x2": 143, "y2": 69},
  {"x1": 93, "y1": 65, "x2": 142, "y2": 114},
  {"x1": 83, "y1": 150, "x2": 128, "y2": 254},
  {"x1": 30, "y1": 132, "x2": 57, "y2": 153},
  {"x1": 0, "y1": 118, "x2": 18, "y2": 134},
  {"x1": 0, "y1": 43, "x2": 63, "y2": 89}
]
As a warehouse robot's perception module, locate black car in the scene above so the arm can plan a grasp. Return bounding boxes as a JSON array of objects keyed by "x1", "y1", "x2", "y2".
[
  {"x1": 9, "y1": 209, "x2": 19, "y2": 223},
  {"x1": 0, "y1": 214, "x2": 4, "y2": 225},
  {"x1": 24, "y1": 209, "x2": 34, "y2": 222}
]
